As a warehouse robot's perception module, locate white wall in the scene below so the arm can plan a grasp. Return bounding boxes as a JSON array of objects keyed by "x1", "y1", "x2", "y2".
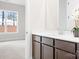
[
  {"x1": 0, "y1": 1, "x2": 25, "y2": 41},
  {"x1": 30, "y1": 0, "x2": 45, "y2": 32},
  {"x1": 46, "y1": 0, "x2": 59, "y2": 31},
  {"x1": 30, "y1": 0, "x2": 59, "y2": 32}
]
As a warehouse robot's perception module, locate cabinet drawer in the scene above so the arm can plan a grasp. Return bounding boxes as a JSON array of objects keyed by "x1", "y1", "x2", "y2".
[
  {"x1": 32, "y1": 35, "x2": 40, "y2": 42},
  {"x1": 42, "y1": 37, "x2": 53, "y2": 46},
  {"x1": 55, "y1": 40, "x2": 75, "y2": 53}
]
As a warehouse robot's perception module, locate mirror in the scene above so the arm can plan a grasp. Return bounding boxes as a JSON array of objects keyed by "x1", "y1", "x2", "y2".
[
  {"x1": 59, "y1": 0, "x2": 67, "y2": 31},
  {"x1": 59, "y1": 0, "x2": 79, "y2": 32}
]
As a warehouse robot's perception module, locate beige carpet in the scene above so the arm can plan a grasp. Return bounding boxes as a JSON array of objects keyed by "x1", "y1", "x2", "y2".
[{"x1": 0, "y1": 40, "x2": 25, "y2": 59}]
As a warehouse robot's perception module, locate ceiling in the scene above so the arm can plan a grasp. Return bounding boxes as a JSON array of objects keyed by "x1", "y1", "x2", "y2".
[{"x1": 0, "y1": 0, "x2": 25, "y2": 6}]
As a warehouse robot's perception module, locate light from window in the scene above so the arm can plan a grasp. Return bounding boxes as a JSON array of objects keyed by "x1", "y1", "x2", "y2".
[{"x1": 0, "y1": 10, "x2": 18, "y2": 32}]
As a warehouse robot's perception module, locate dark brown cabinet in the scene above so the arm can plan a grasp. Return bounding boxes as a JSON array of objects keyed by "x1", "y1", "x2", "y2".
[
  {"x1": 77, "y1": 50, "x2": 79, "y2": 59},
  {"x1": 55, "y1": 40, "x2": 75, "y2": 53},
  {"x1": 77, "y1": 44, "x2": 79, "y2": 59},
  {"x1": 42, "y1": 37, "x2": 53, "y2": 46},
  {"x1": 32, "y1": 34, "x2": 78, "y2": 59},
  {"x1": 32, "y1": 41, "x2": 40, "y2": 59},
  {"x1": 42, "y1": 44, "x2": 53, "y2": 59},
  {"x1": 32, "y1": 35, "x2": 40, "y2": 42},
  {"x1": 55, "y1": 49, "x2": 75, "y2": 59}
]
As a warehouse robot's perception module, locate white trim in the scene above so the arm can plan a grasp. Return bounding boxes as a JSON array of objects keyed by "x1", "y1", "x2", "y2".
[{"x1": 25, "y1": 0, "x2": 32, "y2": 59}]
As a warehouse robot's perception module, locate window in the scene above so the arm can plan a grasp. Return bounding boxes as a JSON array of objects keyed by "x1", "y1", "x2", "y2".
[{"x1": 0, "y1": 10, "x2": 18, "y2": 32}]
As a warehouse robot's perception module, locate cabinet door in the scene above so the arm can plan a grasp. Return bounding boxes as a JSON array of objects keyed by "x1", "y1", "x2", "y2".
[
  {"x1": 55, "y1": 40, "x2": 75, "y2": 53},
  {"x1": 77, "y1": 44, "x2": 79, "y2": 59},
  {"x1": 77, "y1": 50, "x2": 79, "y2": 59},
  {"x1": 42, "y1": 37, "x2": 53, "y2": 46},
  {"x1": 32, "y1": 42, "x2": 40, "y2": 59},
  {"x1": 55, "y1": 49, "x2": 75, "y2": 59},
  {"x1": 42, "y1": 44, "x2": 53, "y2": 59}
]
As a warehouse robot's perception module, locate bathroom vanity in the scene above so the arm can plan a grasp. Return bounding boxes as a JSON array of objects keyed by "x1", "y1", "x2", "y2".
[
  {"x1": 32, "y1": 32, "x2": 79, "y2": 59},
  {"x1": 31, "y1": 0, "x2": 79, "y2": 59}
]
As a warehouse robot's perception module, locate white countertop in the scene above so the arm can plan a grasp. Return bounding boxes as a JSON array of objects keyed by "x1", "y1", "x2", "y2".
[{"x1": 32, "y1": 31, "x2": 79, "y2": 43}]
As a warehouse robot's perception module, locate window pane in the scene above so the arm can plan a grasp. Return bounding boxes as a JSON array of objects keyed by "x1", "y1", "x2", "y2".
[
  {"x1": 0, "y1": 10, "x2": 5, "y2": 32},
  {"x1": 4, "y1": 11, "x2": 17, "y2": 32}
]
